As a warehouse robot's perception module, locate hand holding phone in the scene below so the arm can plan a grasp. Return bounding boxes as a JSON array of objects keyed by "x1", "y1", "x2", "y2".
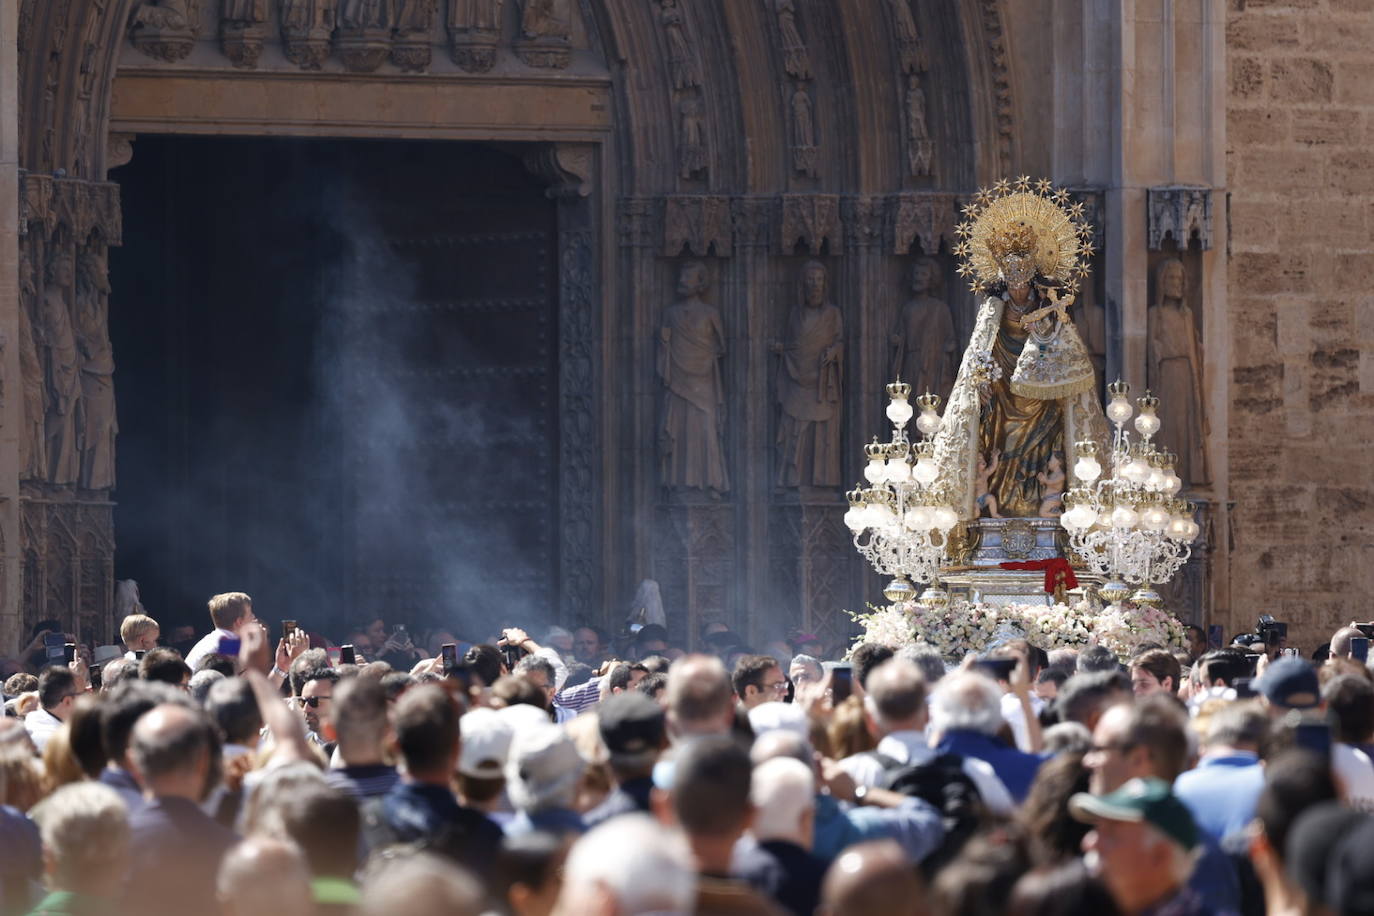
[
  {"x1": 1352, "y1": 637, "x2": 1369, "y2": 664},
  {"x1": 440, "y1": 643, "x2": 458, "y2": 675},
  {"x1": 340, "y1": 645, "x2": 357, "y2": 665},
  {"x1": 826, "y1": 662, "x2": 853, "y2": 703}
]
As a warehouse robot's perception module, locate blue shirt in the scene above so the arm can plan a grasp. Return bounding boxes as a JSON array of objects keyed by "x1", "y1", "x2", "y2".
[
  {"x1": 936, "y1": 729, "x2": 1045, "y2": 803},
  {"x1": 1174, "y1": 752, "x2": 1265, "y2": 843}
]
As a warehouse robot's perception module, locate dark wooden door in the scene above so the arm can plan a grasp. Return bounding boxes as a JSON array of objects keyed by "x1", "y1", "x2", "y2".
[{"x1": 110, "y1": 137, "x2": 558, "y2": 638}]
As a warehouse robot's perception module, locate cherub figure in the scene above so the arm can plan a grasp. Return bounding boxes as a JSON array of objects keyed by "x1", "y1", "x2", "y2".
[
  {"x1": 975, "y1": 449, "x2": 1001, "y2": 518},
  {"x1": 1037, "y1": 452, "x2": 1066, "y2": 518}
]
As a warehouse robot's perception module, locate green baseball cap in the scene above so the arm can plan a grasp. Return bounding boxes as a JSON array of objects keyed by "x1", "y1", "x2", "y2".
[{"x1": 1069, "y1": 777, "x2": 1199, "y2": 852}]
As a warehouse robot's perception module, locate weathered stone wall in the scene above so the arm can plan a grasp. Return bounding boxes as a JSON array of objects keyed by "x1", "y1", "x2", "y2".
[{"x1": 1227, "y1": 0, "x2": 1374, "y2": 646}]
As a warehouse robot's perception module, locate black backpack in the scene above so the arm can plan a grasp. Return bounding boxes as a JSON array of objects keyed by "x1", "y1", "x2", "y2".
[{"x1": 876, "y1": 750, "x2": 988, "y2": 874}]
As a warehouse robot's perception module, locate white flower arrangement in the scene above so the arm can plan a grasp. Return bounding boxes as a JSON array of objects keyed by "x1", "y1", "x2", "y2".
[{"x1": 849, "y1": 596, "x2": 1185, "y2": 661}]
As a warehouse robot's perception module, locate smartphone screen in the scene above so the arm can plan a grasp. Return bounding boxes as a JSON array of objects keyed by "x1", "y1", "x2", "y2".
[
  {"x1": 829, "y1": 663, "x2": 853, "y2": 703},
  {"x1": 973, "y1": 658, "x2": 1018, "y2": 682},
  {"x1": 63, "y1": 643, "x2": 76, "y2": 665},
  {"x1": 282, "y1": 620, "x2": 297, "y2": 637},
  {"x1": 441, "y1": 643, "x2": 458, "y2": 675},
  {"x1": 44, "y1": 632, "x2": 66, "y2": 661},
  {"x1": 219, "y1": 636, "x2": 242, "y2": 658},
  {"x1": 1233, "y1": 677, "x2": 1257, "y2": 699},
  {"x1": 340, "y1": 644, "x2": 357, "y2": 665},
  {"x1": 134, "y1": 649, "x2": 146, "y2": 661},
  {"x1": 89, "y1": 665, "x2": 103, "y2": 690},
  {"x1": 1356, "y1": 624, "x2": 1374, "y2": 639},
  {"x1": 1353, "y1": 637, "x2": 1369, "y2": 663}
]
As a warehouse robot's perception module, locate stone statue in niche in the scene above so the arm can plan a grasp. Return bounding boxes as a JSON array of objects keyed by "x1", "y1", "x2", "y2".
[
  {"x1": 75, "y1": 245, "x2": 117, "y2": 490},
  {"x1": 660, "y1": 0, "x2": 701, "y2": 90},
  {"x1": 220, "y1": 0, "x2": 270, "y2": 68},
  {"x1": 40, "y1": 244, "x2": 81, "y2": 486},
  {"x1": 887, "y1": 0, "x2": 928, "y2": 74},
  {"x1": 906, "y1": 75, "x2": 934, "y2": 176},
  {"x1": 129, "y1": 0, "x2": 202, "y2": 62},
  {"x1": 1147, "y1": 257, "x2": 1209, "y2": 488},
  {"x1": 338, "y1": 0, "x2": 387, "y2": 28},
  {"x1": 773, "y1": 0, "x2": 810, "y2": 80},
  {"x1": 1077, "y1": 278, "x2": 1108, "y2": 388},
  {"x1": 658, "y1": 261, "x2": 729, "y2": 495},
  {"x1": 281, "y1": 0, "x2": 338, "y2": 70},
  {"x1": 890, "y1": 257, "x2": 956, "y2": 400},
  {"x1": 775, "y1": 260, "x2": 843, "y2": 489},
  {"x1": 678, "y1": 95, "x2": 708, "y2": 179},
  {"x1": 448, "y1": 0, "x2": 505, "y2": 71},
  {"x1": 18, "y1": 244, "x2": 47, "y2": 482},
  {"x1": 516, "y1": 0, "x2": 572, "y2": 67},
  {"x1": 391, "y1": 0, "x2": 437, "y2": 70},
  {"x1": 336, "y1": 0, "x2": 391, "y2": 71},
  {"x1": 790, "y1": 83, "x2": 817, "y2": 178}
]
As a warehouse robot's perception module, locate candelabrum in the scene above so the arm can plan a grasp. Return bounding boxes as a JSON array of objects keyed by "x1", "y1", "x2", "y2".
[
  {"x1": 844, "y1": 381, "x2": 957, "y2": 605},
  {"x1": 1058, "y1": 380, "x2": 1201, "y2": 607}
]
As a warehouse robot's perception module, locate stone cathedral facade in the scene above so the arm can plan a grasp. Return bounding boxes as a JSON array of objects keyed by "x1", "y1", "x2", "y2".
[{"x1": 0, "y1": 0, "x2": 1367, "y2": 653}]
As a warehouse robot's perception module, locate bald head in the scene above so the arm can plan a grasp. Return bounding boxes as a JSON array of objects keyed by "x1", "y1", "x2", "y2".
[
  {"x1": 820, "y1": 840, "x2": 928, "y2": 916},
  {"x1": 1331, "y1": 627, "x2": 1364, "y2": 659},
  {"x1": 751, "y1": 757, "x2": 814, "y2": 848},
  {"x1": 865, "y1": 659, "x2": 929, "y2": 734},
  {"x1": 219, "y1": 839, "x2": 313, "y2": 916},
  {"x1": 666, "y1": 654, "x2": 734, "y2": 737},
  {"x1": 129, "y1": 703, "x2": 218, "y2": 799}
]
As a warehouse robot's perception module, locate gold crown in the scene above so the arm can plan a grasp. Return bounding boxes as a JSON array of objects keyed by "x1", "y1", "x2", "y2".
[
  {"x1": 1074, "y1": 439, "x2": 1100, "y2": 458},
  {"x1": 846, "y1": 485, "x2": 867, "y2": 506},
  {"x1": 1137, "y1": 391, "x2": 1159, "y2": 411},
  {"x1": 1108, "y1": 379, "x2": 1130, "y2": 398},
  {"x1": 864, "y1": 437, "x2": 887, "y2": 461},
  {"x1": 886, "y1": 380, "x2": 912, "y2": 400},
  {"x1": 916, "y1": 392, "x2": 942, "y2": 412},
  {"x1": 985, "y1": 221, "x2": 1038, "y2": 261}
]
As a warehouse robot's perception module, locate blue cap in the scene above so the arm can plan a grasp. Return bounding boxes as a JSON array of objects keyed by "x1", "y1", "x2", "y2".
[{"x1": 1254, "y1": 656, "x2": 1320, "y2": 709}]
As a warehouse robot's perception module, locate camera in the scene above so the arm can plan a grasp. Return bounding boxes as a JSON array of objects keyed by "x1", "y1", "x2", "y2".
[{"x1": 1256, "y1": 615, "x2": 1287, "y2": 648}]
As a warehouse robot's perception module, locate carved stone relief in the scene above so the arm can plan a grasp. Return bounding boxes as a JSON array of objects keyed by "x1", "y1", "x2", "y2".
[
  {"x1": 892, "y1": 192, "x2": 956, "y2": 255},
  {"x1": 391, "y1": 0, "x2": 438, "y2": 71},
  {"x1": 775, "y1": 261, "x2": 843, "y2": 489},
  {"x1": 678, "y1": 95, "x2": 708, "y2": 180},
  {"x1": 281, "y1": 0, "x2": 338, "y2": 70},
  {"x1": 335, "y1": 0, "x2": 391, "y2": 72},
  {"x1": 773, "y1": 0, "x2": 811, "y2": 80},
  {"x1": 41, "y1": 238, "x2": 82, "y2": 487},
  {"x1": 978, "y1": 0, "x2": 1014, "y2": 176},
  {"x1": 663, "y1": 196, "x2": 732, "y2": 258},
  {"x1": 1148, "y1": 257, "x2": 1210, "y2": 488},
  {"x1": 516, "y1": 0, "x2": 572, "y2": 68},
  {"x1": 890, "y1": 256, "x2": 957, "y2": 399},
  {"x1": 659, "y1": 262, "x2": 729, "y2": 495},
  {"x1": 448, "y1": 0, "x2": 505, "y2": 71},
  {"x1": 781, "y1": 195, "x2": 840, "y2": 256},
  {"x1": 905, "y1": 75, "x2": 934, "y2": 177},
  {"x1": 220, "y1": 0, "x2": 270, "y2": 68},
  {"x1": 1148, "y1": 187, "x2": 1214, "y2": 251},
  {"x1": 75, "y1": 242, "x2": 118, "y2": 491},
  {"x1": 790, "y1": 83, "x2": 818, "y2": 178},
  {"x1": 887, "y1": 0, "x2": 927, "y2": 75},
  {"x1": 129, "y1": 0, "x2": 202, "y2": 62}
]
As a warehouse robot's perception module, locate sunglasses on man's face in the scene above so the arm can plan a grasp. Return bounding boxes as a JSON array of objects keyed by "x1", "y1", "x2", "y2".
[{"x1": 300, "y1": 695, "x2": 330, "y2": 708}]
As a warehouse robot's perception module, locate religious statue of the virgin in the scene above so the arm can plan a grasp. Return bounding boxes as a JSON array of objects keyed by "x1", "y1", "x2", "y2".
[{"x1": 933, "y1": 179, "x2": 1111, "y2": 520}]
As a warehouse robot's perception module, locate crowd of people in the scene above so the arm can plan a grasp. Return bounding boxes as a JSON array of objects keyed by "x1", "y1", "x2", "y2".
[{"x1": 3, "y1": 594, "x2": 1374, "y2": 916}]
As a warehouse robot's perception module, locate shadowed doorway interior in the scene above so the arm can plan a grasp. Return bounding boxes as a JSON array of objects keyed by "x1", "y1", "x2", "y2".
[{"x1": 109, "y1": 136, "x2": 559, "y2": 638}]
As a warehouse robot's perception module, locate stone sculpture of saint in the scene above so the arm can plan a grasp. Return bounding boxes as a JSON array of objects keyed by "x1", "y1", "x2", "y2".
[
  {"x1": 890, "y1": 257, "x2": 956, "y2": 399},
  {"x1": 775, "y1": 260, "x2": 843, "y2": 489},
  {"x1": 18, "y1": 244, "x2": 47, "y2": 481},
  {"x1": 40, "y1": 246, "x2": 82, "y2": 486},
  {"x1": 658, "y1": 262, "x2": 728, "y2": 494},
  {"x1": 520, "y1": 0, "x2": 570, "y2": 39},
  {"x1": 774, "y1": 0, "x2": 810, "y2": 79},
  {"x1": 661, "y1": 0, "x2": 700, "y2": 90},
  {"x1": 451, "y1": 0, "x2": 503, "y2": 29},
  {"x1": 75, "y1": 245, "x2": 117, "y2": 490},
  {"x1": 1147, "y1": 257, "x2": 1209, "y2": 488},
  {"x1": 222, "y1": 0, "x2": 268, "y2": 23},
  {"x1": 338, "y1": 0, "x2": 386, "y2": 29}
]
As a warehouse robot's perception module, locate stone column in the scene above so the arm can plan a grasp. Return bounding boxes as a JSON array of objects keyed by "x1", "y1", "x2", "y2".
[{"x1": 0, "y1": 0, "x2": 20, "y2": 655}]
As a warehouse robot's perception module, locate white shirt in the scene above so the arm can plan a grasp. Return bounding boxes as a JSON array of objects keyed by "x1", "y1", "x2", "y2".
[
  {"x1": 1001, "y1": 692, "x2": 1046, "y2": 753},
  {"x1": 186, "y1": 627, "x2": 237, "y2": 672},
  {"x1": 24, "y1": 707, "x2": 63, "y2": 753},
  {"x1": 839, "y1": 729, "x2": 1016, "y2": 816},
  {"x1": 1334, "y1": 743, "x2": 1374, "y2": 812}
]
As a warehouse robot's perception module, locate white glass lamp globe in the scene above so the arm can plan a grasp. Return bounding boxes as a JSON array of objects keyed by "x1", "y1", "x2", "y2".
[
  {"x1": 1163, "y1": 471, "x2": 1182, "y2": 496},
  {"x1": 1141, "y1": 504, "x2": 1170, "y2": 531},
  {"x1": 1061, "y1": 505, "x2": 1090, "y2": 532},
  {"x1": 1167, "y1": 515, "x2": 1190, "y2": 539},
  {"x1": 886, "y1": 398, "x2": 914, "y2": 428},
  {"x1": 864, "y1": 457, "x2": 885, "y2": 484},
  {"x1": 915, "y1": 410, "x2": 941, "y2": 437},
  {"x1": 913, "y1": 457, "x2": 939, "y2": 486},
  {"x1": 1106, "y1": 397, "x2": 1133, "y2": 425},
  {"x1": 932, "y1": 506, "x2": 959, "y2": 532},
  {"x1": 1182, "y1": 519, "x2": 1201, "y2": 541},
  {"x1": 1134, "y1": 411, "x2": 1161, "y2": 438},
  {"x1": 1110, "y1": 504, "x2": 1139, "y2": 529},
  {"x1": 887, "y1": 458, "x2": 911, "y2": 483},
  {"x1": 1073, "y1": 455, "x2": 1102, "y2": 483},
  {"x1": 905, "y1": 506, "x2": 934, "y2": 531},
  {"x1": 1146, "y1": 467, "x2": 1166, "y2": 491},
  {"x1": 1122, "y1": 457, "x2": 1150, "y2": 485},
  {"x1": 844, "y1": 505, "x2": 866, "y2": 532}
]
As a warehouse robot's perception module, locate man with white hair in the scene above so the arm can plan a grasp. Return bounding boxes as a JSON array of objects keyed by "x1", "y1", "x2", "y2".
[
  {"x1": 28, "y1": 783, "x2": 130, "y2": 914},
  {"x1": 747, "y1": 757, "x2": 824, "y2": 916},
  {"x1": 554, "y1": 814, "x2": 697, "y2": 915},
  {"x1": 928, "y1": 670, "x2": 1043, "y2": 803},
  {"x1": 665, "y1": 654, "x2": 736, "y2": 739},
  {"x1": 1071, "y1": 778, "x2": 1207, "y2": 916},
  {"x1": 840, "y1": 660, "x2": 1013, "y2": 816},
  {"x1": 217, "y1": 838, "x2": 313, "y2": 916}
]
